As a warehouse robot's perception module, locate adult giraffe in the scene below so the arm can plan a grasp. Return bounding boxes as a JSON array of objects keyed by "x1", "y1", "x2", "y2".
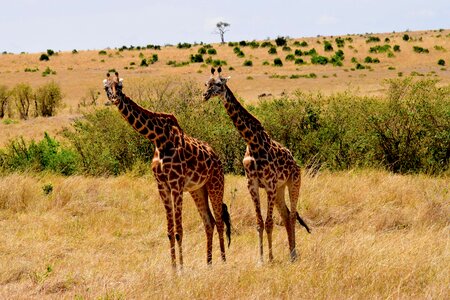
[
  {"x1": 203, "y1": 67, "x2": 310, "y2": 262},
  {"x1": 105, "y1": 73, "x2": 231, "y2": 269}
]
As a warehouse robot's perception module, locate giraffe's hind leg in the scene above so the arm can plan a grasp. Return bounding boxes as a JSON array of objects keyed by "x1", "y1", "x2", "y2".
[
  {"x1": 206, "y1": 172, "x2": 227, "y2": 262},
  {"x1": 274, "y1": 185, "x2": 294, "y2": 259},
  {"x1": 287, "y1": 167, "x2": 301, "y2": 261},
  {"x1": 190, "y1": 187, "x2": 215, "y2": 264}
]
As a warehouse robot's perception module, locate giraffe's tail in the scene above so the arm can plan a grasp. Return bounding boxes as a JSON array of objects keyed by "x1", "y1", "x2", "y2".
[
  {"x1": 222, "y1": 203, "x2": 232, "y2": 247},
  {"x1": 296, "y1": 211, "x2": 311, "y2": 234},
  {"x1": 286, "y1": 205, "x2": 311, "y2": 233}
]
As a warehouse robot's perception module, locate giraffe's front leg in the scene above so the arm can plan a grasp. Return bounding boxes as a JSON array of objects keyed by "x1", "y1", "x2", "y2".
[
  {"x1": 172, "y1": 189, "x2": 184, "y2": 268},
  {"x1": 157, "y1": 182, "x2": 176, "y2": 269},
  {"x1": 265, "y1": 182, "x2": 277, "y2": 262}
]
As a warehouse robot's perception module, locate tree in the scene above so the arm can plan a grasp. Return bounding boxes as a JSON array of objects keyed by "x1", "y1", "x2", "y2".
[
  {"x1": 215, "y1": 22, "x2": 230, "y2": 44},
  {"x1": 0, "y1": 85, "x2": 10, "y2": 118}
]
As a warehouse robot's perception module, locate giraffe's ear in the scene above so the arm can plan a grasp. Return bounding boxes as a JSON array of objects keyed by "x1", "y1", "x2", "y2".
[
  {"x1": 217, "y1": 66, "x2": 222, "y2": 74},
  {"x1": 211, "y1": 67, "x2": 215, "y2": 75}
]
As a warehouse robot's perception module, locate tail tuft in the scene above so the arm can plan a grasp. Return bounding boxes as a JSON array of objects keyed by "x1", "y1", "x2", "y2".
[
  {"x1": 222, "y1": 203, "x2": 232, "y2": 247},
  {"x1": 296, "y1": 212, "x2": 311, "y2": 233}
]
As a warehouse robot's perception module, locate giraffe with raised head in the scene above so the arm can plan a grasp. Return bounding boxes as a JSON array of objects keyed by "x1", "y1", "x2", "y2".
[
  {"x1": 203, "y1": 67, "x2": 310, "y2": 262},
  {"x1": 105, "y1": 72, "x2": 231, "y2": 269}
]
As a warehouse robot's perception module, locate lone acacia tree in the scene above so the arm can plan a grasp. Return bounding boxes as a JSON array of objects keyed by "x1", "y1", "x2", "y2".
[{"x1": 215, "y1": 22, "x2": 230, "y2": 44}]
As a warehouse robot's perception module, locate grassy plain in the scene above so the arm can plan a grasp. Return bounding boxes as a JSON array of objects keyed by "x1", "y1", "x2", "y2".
[
  {"x1": 0, "y1": 171, "x2": 448, "y2": 299},
  {"x1": 0, "y1": 29, "x2": 449, "y2": 299},
  {"x1": 0, "y1": 29, "x2": 449, "y2": 145}
]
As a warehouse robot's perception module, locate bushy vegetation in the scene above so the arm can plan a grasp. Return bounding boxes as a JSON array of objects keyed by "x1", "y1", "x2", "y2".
[
  {"x1": 366, "y1": 36, "x2": 381, "y2": 43},
  {"x1": 39, "y1": 54, "x2": 49, "y2": 61},
  {"x1": 243, "y1": 60, "x2": 253, "y2": 67},
  {"x1": 275, "y1": 36, "x2": 287, "y2": 47},
  {"x1": 1, "y1": 78, "x2": 447, "y2": 176},
  {"x1": 311, "y1": 55, "x2": 329, "y2": 65},
  {"x1": 437, "y1": 59, "x2": 446, "y2": 66},
  {"x1": 273, "y1": 58, "x2": 283, "y2": 66},
  {"x1": 413, "y1": 46, "x2": 429, "y2": 53}
]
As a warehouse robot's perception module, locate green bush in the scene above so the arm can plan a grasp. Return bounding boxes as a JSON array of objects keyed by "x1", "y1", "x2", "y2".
[
  {"x1": 402, "y1": 34, "x2": 410, "y2": 41},
  {"x1": 177, "y1": 42, "x2": 192, "y2": 49},
  {"x1": 243, "y1": 60, "x2": 253, "y2": 67},
  {"x1": 413, "y1": 46, "x2": 429, "y2": 53},
  {"x1": 198, "y1": 47, "x2": 207, "y2": 54},
  {"x1": 437, "y1": 59, "x2": 446, "y2": 66},
  {"x1": 260, "y1": 41, "x2": 273, "y2": 48},
  {"x1": 275, "y1": 36, "x2": 287, "y2": 47},
  {"x1": 0, "y1": 133, "x2": 77, "y2": 175},
  {"x1": 311, "y1": 55, "x2": 328, "y2": 65},
  {"x1": 324, "y1": 41, "x2": 333, "y2": 51},
  {"x1": 39, "y1": 54, "x2": 49, "y2": 61},
  {"x1": 268, "y1": 47, "x2": 277, "y2": 54},
  {"x1": 207, "y1": 48, "x2": 217, "y2": 55},
  {"x1": 47, "y1": 49, "x2": 55, "y2": 56},
  {"x1": 190, "y1": 54, "x2": 204, "y2": 63},
  {"x1": 335, "y1": 37, "x2": 345, "y2": 48},
  {"x1": 282, "y1": 46, "x2": 291, "y2": 52},
  {"x1": 285, "y1": 54, "x2": 295, "y2": 61},
  {"x1": 248, "y1": 41, "x2": 260, "y2": 48},
  {"x1": 294, "y1": 49, "x2": 303, "y2": 56},
  {"x1": 34, "y1": 81, "x2": 63, "y2": 117},
  {"x1": 369, "y1": 45, "x2": 391, "y2": 53},
  {"x1": 366, "y1": 36, "x2": 381, "y2": 43},
  {"x1": 0, "y1": 85, "x2": 10, "y2": 118},
  {"x1": 98, "y1": 50, "x2": 107, "y2": 55},
  {"x1": 273, "y1": 58, "x2": 283, "y2": 66},
  {"x1": 12, "y1": 83, "x2": 32, "y2": 119},
  {"x1": 393, "y1": 45, "x2": 401, "y2": 52},
  {"x1": 294, "y1": 58, "x2": 304, "y2": 65}
]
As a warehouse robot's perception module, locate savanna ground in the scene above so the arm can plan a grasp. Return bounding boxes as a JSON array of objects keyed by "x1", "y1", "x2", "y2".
[
  {"x1": 0, "y1": 29, "x2": 449, "y2": 298},
  {"x1": 0, "y1": 29, "x2": 449, "y2": 145},
  {"x1": 0, "y1": 171, "x2": 448, "y2": 299}
]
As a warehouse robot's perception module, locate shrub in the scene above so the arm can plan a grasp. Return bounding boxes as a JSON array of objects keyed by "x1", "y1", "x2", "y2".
[
  {"x1": 12, "y1": 83, "x2": 32, "y2": 119},
  {"x1": 0, "y1": 85, "x2": 10, "y2": 118},
  {"x1": 243, "y1": 60, "x2": 253, "y2": 67},
  {"x1": 275, "y1": 36, "x2": 287, "y2": 47},
  {"x1": 248, "y1": 41, "x2": 260, "y2": 48},
  {"x1": 39, "y1": 54, "x2": 49, "y2": 61},
  {"x1": 262, "y1": 61, "x2": 270, "y2": 66},
  {"x1": 0, "y1": 133, "x2": 78, "y2": 175},
  {"x1": 437, "y1": 59, "x2": 446, "y2": 66},
  {"x1": 285, "y1": 54, "x2": 295, "y2": 61},
  {"x1": 34, "y1": 81, "x2": 63, "y2": 117},
  {"x1": 335, "y1": 37, "x2": 345, "y2": 48},
  {"x1": 151, "y1": 54, "x2": 158, "y2": 63},
  {"x1": 177, "y1": 42, "x2": 192, "y2": 49},
  {"x1": 413, "y1": 46, "x2": 429, "y2": 53},
  {"x1": 239, "y1": 41, "x2": 247, "y2": 47},
  {"x1": 198, "y1": 47, "x2": 206, "y2": 54},
  {"x1": 273, "y1": 58, "x2": 283, "y2": 66},
  {"x1": 47, "y1": 49, "x2": 55, "y2": 56},
  {"x1": 207, "y1": 48, "x2": 217, "y2": 55},
  {"x1": 324, "y1": 41, "x2": 333, "y2": 51},
  {"x1": 72, "y1": 49, "x2": 78, "y2": 54},
  {"x1": 294, "y1": 49, "x2": 303, "y2": 56},
  {"x1": 140, "y1": 58, "x2": 149, "y2": 67},
  {"x1": 366, "y1": 36, "x2": 381, "y2": 43},
  {"x1": 355, "y1": 63, "x2": 366, "y2": 69},
  {"x1": 384, "y1": 37, "x2": 390, "y2": 43},
  {"x1": 402, "y1": 34, "x2": 410, "y2": 41},
  {"x1": 393, "y1": 45, "x2": 401, "y2": 52},
  {"x1": 260, "y1": 41, "x2": 273, "y2": 48},
  {"x1": 98, "y1": 50, "x2": 107, "y2": 55},
  {"x1": 294, "y1": 58, "x2": 304, "y2": 65},
  {"x1": 233, "y1": 47, "x2": 245, "y2": 57},
  {"x1": 311, "y1": 55, "x2": 328, "y2": 65},
  {"x1": 268, "y1": 47, "x2": 277, "y2": 54},
  {"x1": 282, "y1": 46, "x2": 292, "y2": 52},
  {"x1": 304, "y1": 48, "x2": 317, "y2": 56},
  {"x1": 190, "y1": 54, "x2": 204, "y2": 63},
  {"x1": 369, "y1": 45, "x2": 391, "y2": 53},
  {"x1": 228, "y1": 42, "x2": 237, "y2": 47}
]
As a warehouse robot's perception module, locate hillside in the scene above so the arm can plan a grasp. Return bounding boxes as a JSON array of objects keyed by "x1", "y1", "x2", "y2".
[{"x1": 0, "y1": 29, "x2": 449, "y2": 145}]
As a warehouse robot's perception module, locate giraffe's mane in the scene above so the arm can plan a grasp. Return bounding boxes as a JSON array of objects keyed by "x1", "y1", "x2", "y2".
[
  {"x1": 224, "y1": 84, "x2": 266, "y2": 134},
  {"x1": 123, "y1": 94, "x2": 182, "y2": 130}
]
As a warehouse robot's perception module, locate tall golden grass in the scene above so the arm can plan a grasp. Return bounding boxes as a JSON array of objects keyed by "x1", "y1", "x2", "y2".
[{"x1": 0, "y1": 170, "x2": 448, "y2": 298}]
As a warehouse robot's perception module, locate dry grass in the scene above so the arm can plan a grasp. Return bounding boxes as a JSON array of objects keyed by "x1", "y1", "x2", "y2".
[{"x1": 0, "y1": 170, "x2": 448, "y2": 299}]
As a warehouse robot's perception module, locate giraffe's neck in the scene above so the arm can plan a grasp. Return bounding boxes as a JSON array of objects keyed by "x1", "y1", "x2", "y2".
[
  {"x1": 220, "y1": 85, "x2": 269, "y2": 147},
  {"x1": 115, "y1": 94, "x2": 180, "y2": 149}
]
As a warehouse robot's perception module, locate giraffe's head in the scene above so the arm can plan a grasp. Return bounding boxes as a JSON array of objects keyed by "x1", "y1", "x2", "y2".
[
  {"x1": 203, "y1": 67, "x2": 229, "y2": 101},
  {"x1": 104, "y1": 72, "x2": 124, "y2": 105}
]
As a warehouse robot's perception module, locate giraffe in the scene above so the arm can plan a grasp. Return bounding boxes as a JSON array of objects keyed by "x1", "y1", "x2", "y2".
[
  {"x1": 202, "y1": 67, "x2": 310, "y2": 262},
  {"x1": 104, "y1": 72, "x2": 231, "y2": 269}
]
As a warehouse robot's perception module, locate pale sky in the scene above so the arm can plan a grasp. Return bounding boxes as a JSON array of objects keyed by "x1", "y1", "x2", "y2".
[{"x1": 2, "y1": 0, "x2": 449, "y2": 53}]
